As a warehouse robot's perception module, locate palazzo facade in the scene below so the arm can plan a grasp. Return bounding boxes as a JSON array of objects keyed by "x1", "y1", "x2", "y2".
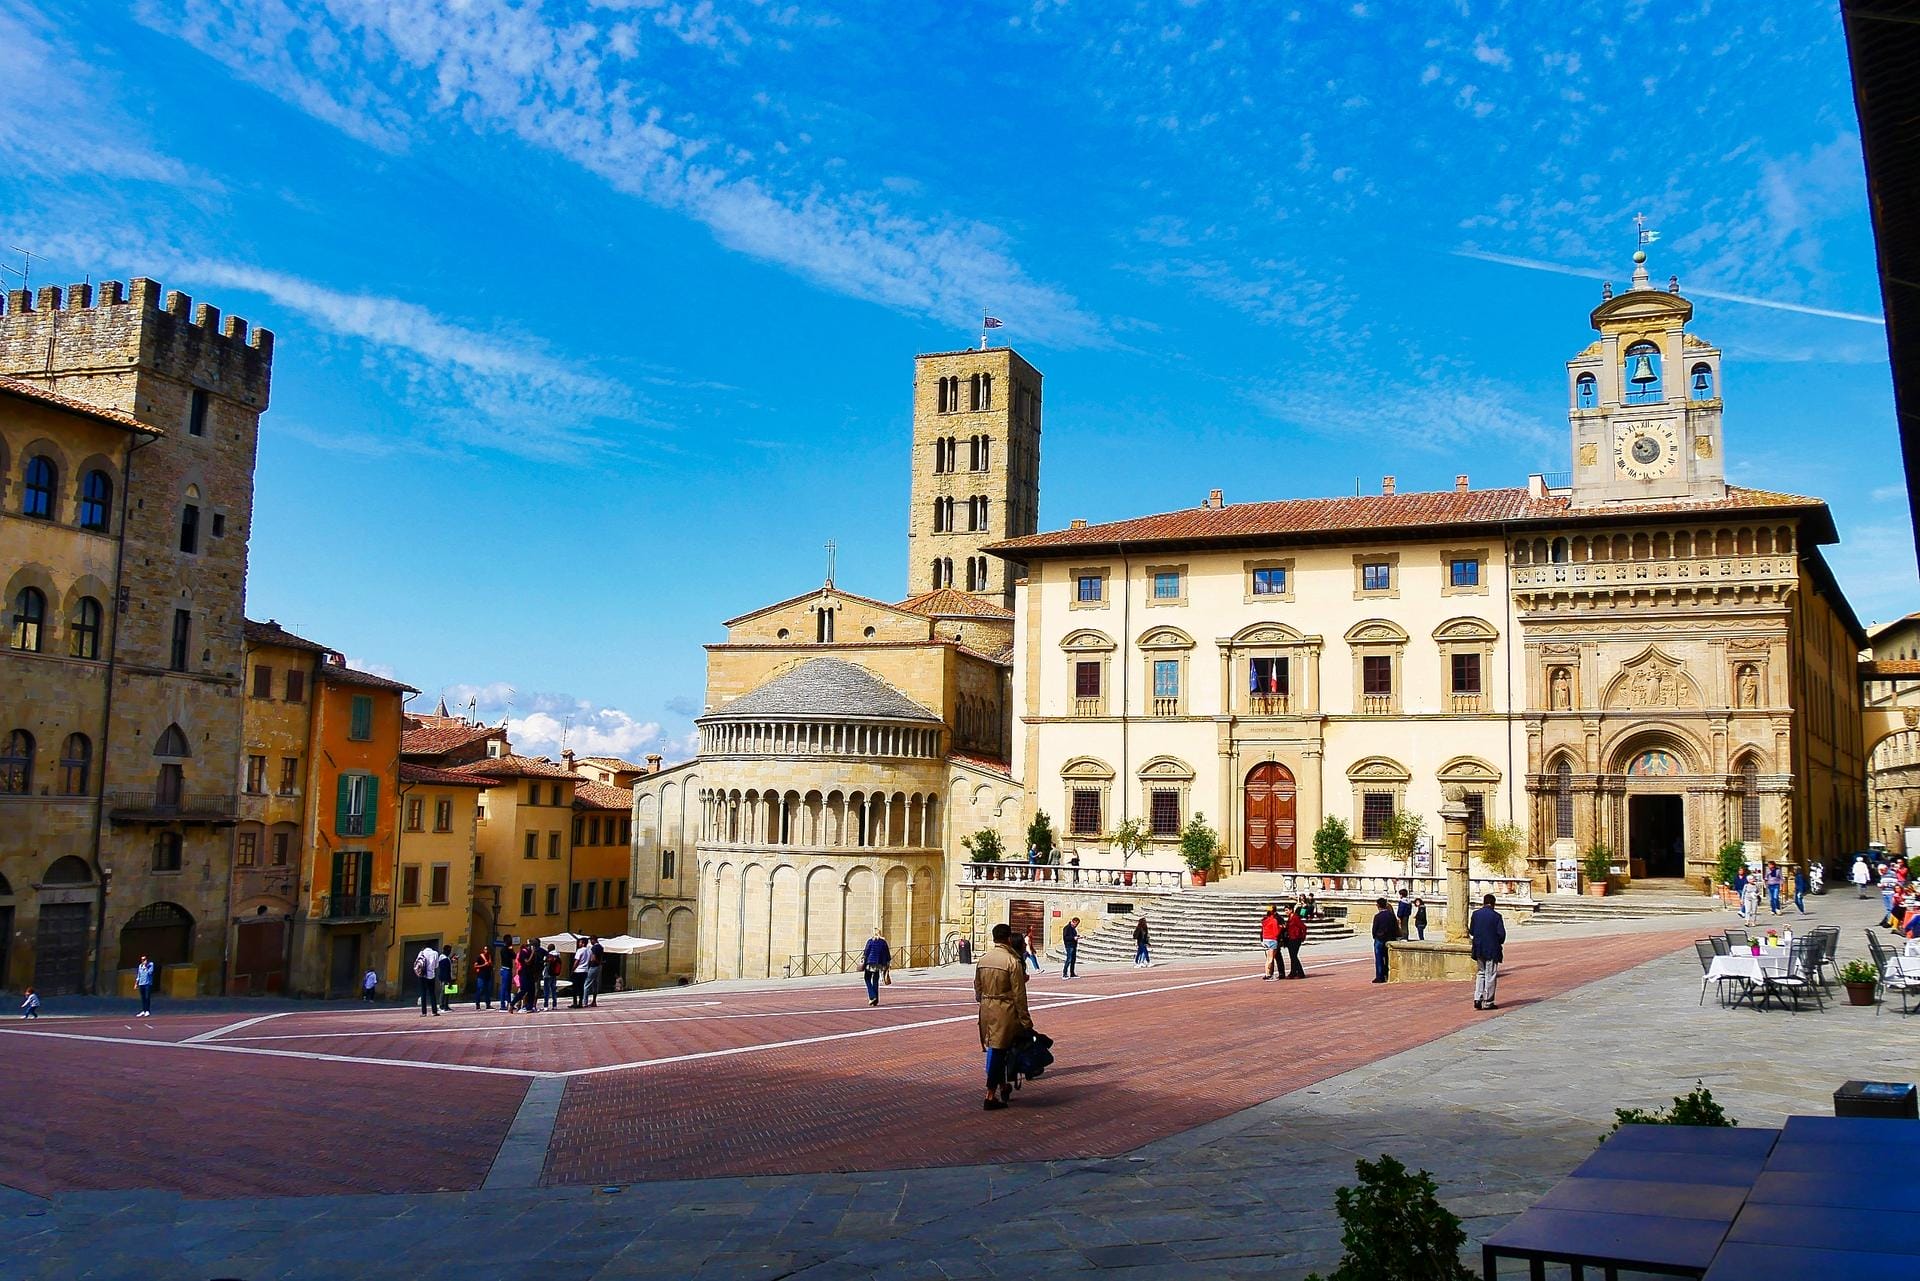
[{"x1": 990, "y1": 253, "x2": 1866, "y2": 892}]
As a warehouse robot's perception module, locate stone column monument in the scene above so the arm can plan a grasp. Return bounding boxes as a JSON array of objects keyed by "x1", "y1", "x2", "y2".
[{"x1": 1387, "y1": 786, "x2": 1477, "y2": 982}]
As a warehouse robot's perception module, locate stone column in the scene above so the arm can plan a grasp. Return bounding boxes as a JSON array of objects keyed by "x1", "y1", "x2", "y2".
[{"x1": 1441, "y1": 787, "x2": 1471, "y2": 944}]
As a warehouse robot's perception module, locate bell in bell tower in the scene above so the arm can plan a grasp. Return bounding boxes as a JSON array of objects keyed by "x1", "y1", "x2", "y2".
[{"x1": 1566, "y1": 242, "x2": 1725, "y2": 507}]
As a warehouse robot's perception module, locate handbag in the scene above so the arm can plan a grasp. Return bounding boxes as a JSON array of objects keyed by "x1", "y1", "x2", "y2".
[{"x1": 882, "y1": 969, "x2": 892, "y2": 985}]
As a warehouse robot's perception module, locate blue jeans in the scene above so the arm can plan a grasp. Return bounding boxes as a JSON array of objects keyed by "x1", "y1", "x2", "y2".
[
  {"x1": 542, "y1": 973, "x2": 557, "y2": 1008},
  {"x1": 984, "y1": 1047, "x2": 1009, "y2": 1091},
  {"x1": 475, "y1": 973, "x2": 492, "y2": 1007},
  {"x1": 1794, "y1": 887, "x2": 1806, "y2": 913},
  {"x1": 1374, "y1": 940, "x2": 1390, "y2": 982},
  {"x1": 1062, "y1": 944, "x2": 1077, "y2": 977},
  {"x1": 584, "y1": 966, "x2": 600, "y2": 1005},
  {"x1": 1135, "y1": 942, "x2": 1149, "y2": 965},
  {"x1": 138, "y1": 985, "x2": 152, "y2": 1014},
  {"x1": 864, "y1": 968, "x2": 880, "y2": 1002},
  {"x1": 1767, "y1": 886, "x2": 1781, "y2": 913}
]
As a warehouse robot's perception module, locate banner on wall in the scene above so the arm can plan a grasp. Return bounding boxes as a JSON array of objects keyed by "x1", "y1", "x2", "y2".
[{"x1": 1555, "y1": 853, "x2": 1580, "y2": 894}]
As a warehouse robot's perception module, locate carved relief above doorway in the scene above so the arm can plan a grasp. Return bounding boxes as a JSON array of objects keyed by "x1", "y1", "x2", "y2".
[{"x1": 1602, "y1": 647, "x2": 1701, "y2": 711}]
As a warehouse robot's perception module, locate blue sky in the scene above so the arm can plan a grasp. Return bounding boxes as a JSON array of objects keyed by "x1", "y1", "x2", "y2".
[{"x1": 5, "y1": 0, "x2": 1905, "y2": 760}]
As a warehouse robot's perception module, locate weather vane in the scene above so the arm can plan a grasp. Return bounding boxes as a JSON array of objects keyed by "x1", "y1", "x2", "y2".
[{"x1": 1633, "y1": 212, "x2": 1660, "y2": 247}]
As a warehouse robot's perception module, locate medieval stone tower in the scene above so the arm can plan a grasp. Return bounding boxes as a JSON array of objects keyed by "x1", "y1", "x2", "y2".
[
  {"x1": 1566, "y1": 251, "x2": 1726, "y2": 507},
  {"x1": 906, "y1": 347, "x2": 1041, "y2": 606},
  {"x1": 0, "y1": 279, "x2": 271, "y2": 987}
]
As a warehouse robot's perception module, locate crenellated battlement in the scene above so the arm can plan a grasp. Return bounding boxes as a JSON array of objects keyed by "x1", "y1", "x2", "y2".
[{"x1": 0, "y1": 277, "x2": 274, "y2": 356}]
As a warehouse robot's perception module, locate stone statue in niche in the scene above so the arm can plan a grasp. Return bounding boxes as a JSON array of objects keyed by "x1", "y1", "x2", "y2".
[
  {"x1": 1550, "y1": 666, "x2": 1572, "y2": 710},
  {"x1": 1737, "y1": 665, "x2": 1759, "y2": 709}
]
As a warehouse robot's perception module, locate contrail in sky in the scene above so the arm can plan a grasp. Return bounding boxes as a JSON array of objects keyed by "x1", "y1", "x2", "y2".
[{"x1": 1453, "y1": 248, "x2": 1886, "y2": 326}]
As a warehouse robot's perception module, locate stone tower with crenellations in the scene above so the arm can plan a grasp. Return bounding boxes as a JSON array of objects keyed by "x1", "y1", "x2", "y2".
[
  {"x1": 0, "y1": 279, "x2": 272, "y2": 990},
  {"x1": 906, "y1": 347, "x2": 1041, "y2": 607}
]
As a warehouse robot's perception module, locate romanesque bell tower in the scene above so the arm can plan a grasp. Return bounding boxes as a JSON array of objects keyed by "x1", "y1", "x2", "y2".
[
  {"x1": 907, "y1": 347, "x2": 1041, "y2": 605},
  {"x1": 1566, "y1": 250, "x2": 1725, "y2": 507}
]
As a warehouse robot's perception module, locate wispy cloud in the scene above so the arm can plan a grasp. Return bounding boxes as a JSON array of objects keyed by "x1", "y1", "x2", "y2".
[
  {"x1": 446, "y1": 683, "x2": 665, "y2": 758},
  {"x1": 1453, "y1": 248, "x2": 1886, "y2": 325},
  {"x1": 139, "y1": 0, "x2": 1100, "y2": 346}
]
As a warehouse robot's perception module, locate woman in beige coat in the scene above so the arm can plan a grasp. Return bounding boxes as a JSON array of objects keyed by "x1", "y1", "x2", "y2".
[{"x1": 974, "y1": 922, "x2": 1033, "y2": 1110}]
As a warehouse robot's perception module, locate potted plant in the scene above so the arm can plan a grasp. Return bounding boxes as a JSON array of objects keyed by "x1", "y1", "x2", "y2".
[
  {"x1": 1386, "y1": 811, "x2": 1428, "y2": 885},
  {"x1": 1479, "y1": 823, "x2": 1527, "y2": 878},
  {"x1": 1839, "y1": 958, "x2": 1879, "y2": 1007},
  {"x1": 1180, "y1": 813, "x2": 1219, "y2": 886},
  {"x1": 1582, "y1": 842, "x2": 1614, "y2": 896},
  {"x1": 964, "y1": 828, "x2": 1003, "y2": 880},
  {"x1": 1714, "y1": 841, "x2": 1745, "y2": 906},
  {"x1": 1313, "y1": 816, "x2": 1354, "y2": 881},
  {"x1": 1107, "y1": 817, "x2": 1149, "y2": 886},
  {"x1": 1026, "y1": 811, "x2": 1055, "y2": 864}
]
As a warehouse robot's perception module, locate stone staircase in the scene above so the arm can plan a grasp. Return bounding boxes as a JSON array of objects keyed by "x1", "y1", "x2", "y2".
[
  {"x1": 1074, "y1": 887, "x2": 1354, "y2": 964},
  {"x1": 1522, "y1": 884, "x2": 1727, "y2": 925}
]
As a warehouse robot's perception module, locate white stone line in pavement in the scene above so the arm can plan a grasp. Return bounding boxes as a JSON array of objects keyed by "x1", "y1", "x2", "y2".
[
  {"x1": 483, "y1": 1076, "x2": 566, "y2": 1191},
  {"x1": 0, "y1": 1025, "x2": 555, "y2": 1079},
  {"x1": 183, "y1": 1010, "x2": 296, "y2": 1043},
  {"x1": 561, "y1": 969, "x2": 1273, "y2": 1078}
]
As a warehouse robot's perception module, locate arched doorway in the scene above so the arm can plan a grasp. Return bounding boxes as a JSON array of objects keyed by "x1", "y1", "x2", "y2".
[
  {"x1": 119, "y1": 901, "x2": 194, "y2": 969},
  {"x1": 35, "y1": 856, "x2": 95, "y2": 994},
  {"x1": 1616, "y1": 740, "x2": 1694, "y2": 881},
  {"x1": 1244, "y1": 762, "x2": 1298, "y2": 872}
]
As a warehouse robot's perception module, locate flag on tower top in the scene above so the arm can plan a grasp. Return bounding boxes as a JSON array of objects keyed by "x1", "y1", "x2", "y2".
[{"x1": 982, "y1": 315, "x2": 1003, "y2": 328}]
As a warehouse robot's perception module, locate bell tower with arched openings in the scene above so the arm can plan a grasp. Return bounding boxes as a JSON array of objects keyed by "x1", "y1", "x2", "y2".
[
  {"x1": 906, "y1": 346, "x2": 1042, "y2": 606},
  {"x1": 1566, "y1": 249, "x2": 1725, "y2": 507}
]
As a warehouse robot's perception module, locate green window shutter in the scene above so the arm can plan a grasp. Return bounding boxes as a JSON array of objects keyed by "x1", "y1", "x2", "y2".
[
  {"x1": 358, "y1": 850, "x2": 374, "y2": 897},
  {"x1": 335, "y1": 773, "x2": 351, "y2": 835},
  {"x1": 364, "y1": 775, "x2": 380, "y2": 836},
  {"x1": 350, "y1": 696, "x2": 372, "y2": 740}
]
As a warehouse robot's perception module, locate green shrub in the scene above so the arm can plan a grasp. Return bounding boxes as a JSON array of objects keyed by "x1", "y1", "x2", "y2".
[
  {"x1": 1313, "y1": 816, "x2": 1354, "y2": 874},
  {"x1": 1305, "y1": 1154, "x2": 1474, "y2": 1281},
  {"x1": 1715, "y1": 842, "x2": 1746, "y2": 888},
  {"x1": 962, "y1": 828, "x2": 1003, "y2": 863},
  {"x1": 1385, "y1": 811, "x2": 1427, "y2": 871},
  {"x1": 1107, "y1": 817, "x2": 1149, "y2": 868},
  {"x1": 1179, "y1": 813, "x2": 1219, "y2": 873},
  {"x1": 1838, "y1": 958, "x2": 1879, "y2": 984},
  {"x1": 1479, "y1": 823, "x2": 1527, "y2": 876},
  {"x1": 1605, "y1": 1082, "x2": 1736, "y2": 1140},
  {"x1": 1581, "y1": 842, "x2": 1613, "y2": 883},
  {"x1": 1026, "y1": 811, "x2": 1055, "y2": 862}
]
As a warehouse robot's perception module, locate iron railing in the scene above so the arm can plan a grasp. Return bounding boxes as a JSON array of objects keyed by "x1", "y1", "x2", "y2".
[
  {"x1": 784, "y1": 942, "x2": 952, "y2": 977},
  {"x1": 320, "y1": 892, "x2": 390, "y2": 920},
  {"x1": 105, "y1": 789, "x2": 237, "y2": 821}
]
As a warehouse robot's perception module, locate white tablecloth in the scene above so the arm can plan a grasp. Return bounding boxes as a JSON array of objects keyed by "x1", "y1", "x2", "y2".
[
  {"x1": 1904, "y1": 939, "x2": 1920, "y2": 959},
  {"x1": 1707, "y1": 953, "x2": 1789, "y2": 983}
]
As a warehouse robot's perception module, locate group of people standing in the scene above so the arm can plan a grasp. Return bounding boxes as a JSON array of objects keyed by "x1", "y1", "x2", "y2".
[
  {"x1": 1259, "y1": 905, "x2": 1308, "y2": 979},
  {"x1": 408, "y1": 936, "x2": 609, "y2": 1016},
  {"x1": 1735, "y1": 860, "x2": 1810, "y2": 924}
]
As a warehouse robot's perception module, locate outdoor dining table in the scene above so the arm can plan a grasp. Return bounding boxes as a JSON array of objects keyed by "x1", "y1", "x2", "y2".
[{"x1": 1705, "y1": 948, "x2": 1791, "y2": 1008}]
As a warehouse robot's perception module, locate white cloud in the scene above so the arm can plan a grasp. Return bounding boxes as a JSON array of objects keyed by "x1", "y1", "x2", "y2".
[
  {"x1": 1873, "y1": 484, "x2": 1909, "y2": 503},
  {"x1": 343, "y1": 656, "x2": 399, "y2": 680},
  {"x1": 447, "y1": 683, "x2": 665, "y2": 759},
  {"x1": 139, "y1": 0, "x2": 1100, "y2": 346},
  {"x1": 1470, "y1": 36, "x2": 1510, "y2": 70}
]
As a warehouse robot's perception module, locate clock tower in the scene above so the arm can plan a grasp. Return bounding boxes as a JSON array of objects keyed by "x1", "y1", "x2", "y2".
[{"x1": 1566, "y1": 250, "x2": 1725, "y2": 507}]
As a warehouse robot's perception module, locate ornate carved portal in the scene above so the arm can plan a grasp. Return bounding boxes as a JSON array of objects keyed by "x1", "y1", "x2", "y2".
[{"x1": 1243, "y1": 762, "x2": 1297, "y2": 872}]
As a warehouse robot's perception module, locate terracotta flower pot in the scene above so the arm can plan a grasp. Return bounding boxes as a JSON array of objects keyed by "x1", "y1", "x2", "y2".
[
  {"x1": 1844, "y1": 981, "x2": 1877, "y2": 1007},
  {"x1": 1190, "y1": 870, "x2": 1208, "y2": 887},
  {"x1": 1586, "y1": 882, "x2": 1609, "y2": 897}
]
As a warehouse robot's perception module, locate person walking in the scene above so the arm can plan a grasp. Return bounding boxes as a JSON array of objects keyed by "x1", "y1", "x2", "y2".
[
  {"x1": 586, "y1": 937, "x2": 606, "y2": 1007},
  {"x1": 1021, "y1": 932, "x2": 1040, "y2": 973},
  {"x1": 1061, "y1": 917, "x2": 1079, "y2": 978},
  {"x1": 495, "y1": 938, "x2": 514, "y2": 1010},
  {"x1": 542, "y1": 947, "x2": 560, "y2": 1011},
  {"x1": 1412, "y1": 898, "x2": 1429, "y2": 941},
  {"x1": 973, "y1": 923, "x2": 1032, "y2": 1110},
  {"x1": 472, "y1": 950, "x2": 493, "y2": 1009},
  {"x1": 1882, "y1": 864, "x2": 1900, "y2": 926},
  {"x1": 413, "y1": 942, "x2": 442, "y2": 1016},
  {"x1": 362, "y1": 966, "x2": 379, "y2": 1003},
  {"x1": 134, "y1": 954, "x2": 155, "y2": 1017},
  {"x1": 1469, "y1": 893, "x2": 1506, "y2": 1010},
  {"x1": 1740, "y1": 873, "x2": 1760, "y2": 927},
  {"x1": 1133, "y1": 916, "x2": 1151, "y2": 969},
  {"x1": 1395, "y1": 889, "x2": 1413, "y2": 940},
  {"x1": 1370, "y1": 897, "x2": 1398, "y2": 983},
  {"x1": 435, "y1": 948, "x2": 455, "y2": 1010},
  {"x1": 1260, "y1": 906, "x2": 1282, "y2": 979},
  {"x1": 1282, "y1": 903, "x2": 1307, "y2": 979},
  {"x1": 571, "y1": 938, "x2": 590, "y2": 1007},
  {"x1": 20, "y1": 987, "x2": 39, "y2": 1018},
  {"x1": 861, "y1": 930, "x2": 892, "y2": 1006},
  {"x1": 1763, "y1": 861, "x2": 1783, "y2": 915},
  {"x1": 1793, "y1": 864, "x2": 1810, "y2": 915},
  {"x1": 1853, "y1": 854, "x2": 1873, "y2": 898}
]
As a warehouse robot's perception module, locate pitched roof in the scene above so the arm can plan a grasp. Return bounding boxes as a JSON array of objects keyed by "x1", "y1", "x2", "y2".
[
  {"x1": 318, "y1": 661, "x2": 419, "y2": 694},
  {"x1": 448, "y1": 754, "x2": 580, "y2": 781},
  {"x1": 399, "y1": 762, "x2": 496, "y2": 789},
  {"x1": 722, "y1": 584, "x2": 927, "y2": 629},
  {"x1": 896, "y1": 588, "x2": 1015, "y2": 620},
  {"x1": 950, "y1": 752, "x2": 1013, "y2": 778},
  {"x1": 987, "y1": 485, "x2": 1833, "y2": 557},
  {"x1": 701, "y1": 658, "x2": 942, "y2": 723},
  {"x1": 244, "y1": 618, "x2": 331, "y2": 653},
  {"x1": 402, "y1": 722, "x2": 506, "y2": 757},
  {"x1": 572, "y1": 781, "x2": 634, "y2": 811},
  {"x1": 576, "y1": 755, "x2": 647, "y2": 772},
  {"x1": 0, "y1": 375, "x2": 153, "y2": 433}
]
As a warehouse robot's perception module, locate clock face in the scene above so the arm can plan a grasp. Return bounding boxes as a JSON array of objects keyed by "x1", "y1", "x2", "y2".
[{"x1": 1616, "y1": 420, "x2": 1679, "y2": 481}]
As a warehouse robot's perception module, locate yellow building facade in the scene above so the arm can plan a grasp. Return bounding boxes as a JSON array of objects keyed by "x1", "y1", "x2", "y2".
[
  {"x1": 450, "y1": 754, "x2": 579, "y2": 945},
  {"x1": 394, "y1": 762, "x2": 490, "y2": 984},
  {"x1": 570, "y1": 780, "x2": 633, "y2": 940}
]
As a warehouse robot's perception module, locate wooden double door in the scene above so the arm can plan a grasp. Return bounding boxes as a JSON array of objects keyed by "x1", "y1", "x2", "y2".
[{"x1": 1243, "y1": 762, "x2": 1298, "y2": 872}]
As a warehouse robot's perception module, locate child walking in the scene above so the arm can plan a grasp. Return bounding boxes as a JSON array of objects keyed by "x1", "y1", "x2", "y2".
[{"x1": 21, "y1": 987, "x2": 39, "y2": 1018}]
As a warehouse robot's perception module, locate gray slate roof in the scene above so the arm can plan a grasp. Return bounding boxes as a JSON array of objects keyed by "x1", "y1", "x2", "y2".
[{"x1": 703, "y1": 658, "x2": 941, "y2": 723}]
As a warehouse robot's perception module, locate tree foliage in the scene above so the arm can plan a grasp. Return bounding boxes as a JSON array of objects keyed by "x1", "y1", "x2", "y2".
[
  {"x1": 963, "y1": 828, "x2": 1003, "y2": 863},
  {"x1": 1479, "y1": 823, "x2": 1526, "y2": 876},
  {"x1": 1313, "y1": 816, "x2": 1354, "y2": 874},
  {"x1": 1107, "y1": 817, "x2": 1150, "y2": 867},
  {"x1": 1179, "y1": 813, "x2": 1219, "y2": 872},
  {"x1": 1305, "y1": 1154, "x2": 1474, "y2": 1281},
  {"x1": 1026, "y1": 810, "x2": 1055, "y2": 861}
]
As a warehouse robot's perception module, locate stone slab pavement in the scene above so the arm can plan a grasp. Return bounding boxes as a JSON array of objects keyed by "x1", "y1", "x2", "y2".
[{"x1": 5, "y1": 891, "x2": 1913, "y2": 1279}]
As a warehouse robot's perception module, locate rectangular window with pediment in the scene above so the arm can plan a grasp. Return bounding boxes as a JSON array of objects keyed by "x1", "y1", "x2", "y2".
[
  {"x1": 1361, "y1": 791, "x2": 1395, "y2": 842},
  {"x1": 1442, "y1": 548, "x2": 1490, "y2": 597},
  {"x1": 1069, "y1": 788, "x2": 1102, "y2": 836},
  {"x1": 1149, "y1": 789, "x2": 1181, "y2": 837},
  {"x1": 1070, "y1": 566, "x2": 1110, "y2": 609},
  {"x1": 1152, "y1": 660, "x2": 1180, "y2": 712},
  {"x1": 1244, "y1": 557, "x2": 1296, "y2": 603},
  {"x1": 1362, "y1": 655, "x2": 1393, "y2": 697},
  {"x1": 1353, "y1": 552, "x2": 1400, "y2": 600}
]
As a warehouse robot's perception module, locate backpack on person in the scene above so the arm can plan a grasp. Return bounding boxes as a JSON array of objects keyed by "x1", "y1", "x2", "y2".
[{"x1": 413, "y1": 952, "x2": 429, "y2": 979}]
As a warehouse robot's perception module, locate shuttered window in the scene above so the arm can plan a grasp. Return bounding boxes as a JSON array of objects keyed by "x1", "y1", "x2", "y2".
[{"x1": 348, "y1": 696, "x2": 373, "y2": 741}]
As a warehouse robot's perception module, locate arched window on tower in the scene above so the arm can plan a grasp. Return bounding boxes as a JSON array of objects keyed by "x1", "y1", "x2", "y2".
[
  {"x1": 1575, "y1": 372, "x2": 1597, "y2": 409},
  {"x1": 930, "y1": 556, "x2": 943, "y2": 590},
  {"x1": 1739, "y1": 756, "x2": 1761, "y2": 843},
  {"x1": 80, "y1": 469, "x2": 113, "y2": 531},
  {"x1": 22, "y1": 456, "x2": 55, "y2": 519},
  {"x1": 979, "y1": 436, "x2": 991, "y2": 470},
  {"x1": 1689, "y1": 362, "x2": 1714, "y2": 401},
  {"x1": 1623, "y1": 341, "x2": 1663, "y2": 405},
  {"x1": 69, "y1": 596, "x2": 101, "y2": 660},
  {"x1": 942, "y1": 557, "x2": 953, "y2": 588},
  {"x1": 11, "y1": 587, "x2": 45, "y2": 652},
  {"x1": 816, "y1": 607, "x2": 835, "y2": 643},
  {"x1": 1554, "y1": 758, "x2": 1573, "y2": 839},
  {"x1": 969, "y1": 435, "x2": 981, "y2": 471}
]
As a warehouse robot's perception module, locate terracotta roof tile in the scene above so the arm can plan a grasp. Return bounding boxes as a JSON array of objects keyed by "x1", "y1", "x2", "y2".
[
  {"x1": 575, "y1": 755, "x2": 647, "y2": 772},
  {"x1": 318, "y1": 661, "x2": 418, "y2": 694},
  {"x1": 399, "y1": 762, "x2": 496, "y2": 788},
  {"x1": 244, "y1": 618, "x2": 331, "y2": 653},
  {"x1": 895, "y1": 588, "x2": 1015, "y2": 620},
  {"x1": 449, "y1": 754, "x2": 580, "y2": 781},
  {"x1": 571, "y1": 781, "x2": 634, "y2": 811},
  {"x1": 402, "y1": 723, "x2": 506, "y2": 757},
  {"x1": 987, "y1": 485, "x2": 1830, "y2": 556},
  {"x1": 949, "y1": 752, "x2": 1013, "y2": 777},
  {"x1": 1862, "y1": 660, "x2": 1920, "y2": 678},
  {"x1": 0, "y1": 375, "x2": 153, "y2": 432}
]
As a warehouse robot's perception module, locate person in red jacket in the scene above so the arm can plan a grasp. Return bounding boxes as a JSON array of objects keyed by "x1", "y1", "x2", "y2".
[
  {"x1": 1282, "y1": 905, "x2": 1308, "y2": 979},
  {"x1": 1260, "y1": 907, "x2": 1282, "y2": 979}
]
